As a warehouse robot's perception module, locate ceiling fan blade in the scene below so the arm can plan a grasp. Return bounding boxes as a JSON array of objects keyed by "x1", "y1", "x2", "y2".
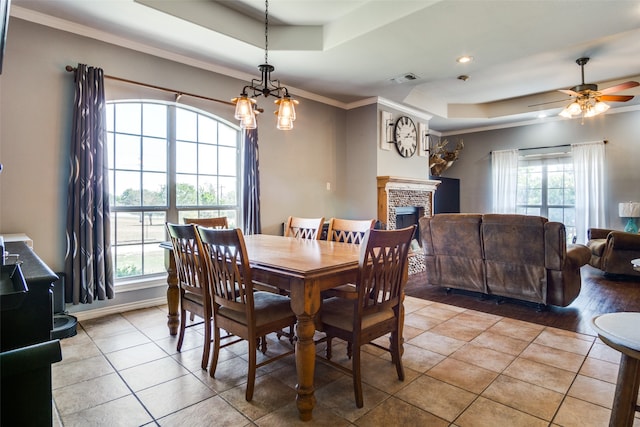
[
  {"x1": 558, "y1": 89, "x2": 580, "y2": 96},
  {"x1": 599, "y1": 94, "x2": 634, "y2": 102},
  {"x1": 599, "y1": 81, "x2": 639, "y2": 95}
]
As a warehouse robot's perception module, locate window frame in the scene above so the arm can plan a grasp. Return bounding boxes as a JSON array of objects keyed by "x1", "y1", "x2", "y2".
[
  {"x1": 106, "y1": 100, "x2": 242, "y2": 284},
  {"x1": 516, "y1": 152, "x2": 576, "y2": 243}
]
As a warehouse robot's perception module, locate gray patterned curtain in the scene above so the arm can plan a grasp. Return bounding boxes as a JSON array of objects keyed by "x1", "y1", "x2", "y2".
[
  {"x1": 64, "y1": 63, "x2": 114, "y2": 304},
  {"x1": 242, "y1": 128, "x2": 261, "y2": 234}
]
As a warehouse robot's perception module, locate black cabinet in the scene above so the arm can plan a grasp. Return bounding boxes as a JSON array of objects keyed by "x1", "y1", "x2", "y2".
[
  {"x1": 1, "y1": 242, "x2": 61, "y2": 426},
  {"x1": 431, "y1": 176, "x2": 460, "y2": 214},
  {"x1": 1, "y1": 242, "x2": 58, "y2": 351}
]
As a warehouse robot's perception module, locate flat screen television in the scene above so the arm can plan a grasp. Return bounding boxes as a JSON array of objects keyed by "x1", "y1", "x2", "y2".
[{"x1": 0, "y1": 0, "x2": 10, "y2": 75}]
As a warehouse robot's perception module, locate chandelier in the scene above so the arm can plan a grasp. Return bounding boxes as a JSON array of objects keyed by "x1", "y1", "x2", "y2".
[
  {"x1": 232, "y1": 0, "x2": 298, "y2": 130},
  {"x1": 559, "y1": 94, "x2": 610, "y2": 119}
]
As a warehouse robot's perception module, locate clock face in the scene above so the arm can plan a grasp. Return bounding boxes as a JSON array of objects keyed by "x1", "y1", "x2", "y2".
[{"x1": 394, "y1": 116, "x2": 417, "y2": 158}]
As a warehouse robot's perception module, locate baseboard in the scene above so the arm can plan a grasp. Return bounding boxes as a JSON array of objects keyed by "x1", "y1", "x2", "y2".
[{"x1": 71, "y1": 297, "x2": 167, "y2": 322}]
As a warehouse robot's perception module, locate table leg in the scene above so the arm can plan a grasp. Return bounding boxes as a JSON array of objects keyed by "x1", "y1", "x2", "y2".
[
  {"x1": 164, "y1": 250, "x2": 179, "y2": 336},
  {"x1": 290, "y1": 280, "x2": 321, "y2": 421},
  {"x1": 609, "y1": 353, "x2": 640, "y2": 427}
]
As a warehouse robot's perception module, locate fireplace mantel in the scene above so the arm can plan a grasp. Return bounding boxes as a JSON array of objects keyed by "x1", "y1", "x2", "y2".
[{"x1": 377, "y1": 176, "x2": 440, "y2": 229}]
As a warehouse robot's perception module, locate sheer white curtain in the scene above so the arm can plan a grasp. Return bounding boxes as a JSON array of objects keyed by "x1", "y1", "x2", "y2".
[
  {"x1": 572, "y1": 141, "x2": 606, "y2": 244},
  {"x1": 491, "y1": 149, "x2": 519, "y2": 213}
]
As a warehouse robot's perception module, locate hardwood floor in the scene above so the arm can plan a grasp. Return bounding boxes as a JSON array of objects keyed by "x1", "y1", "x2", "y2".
[{"x1": 405, "y1": 265, "x2": 640, "y2": 335}]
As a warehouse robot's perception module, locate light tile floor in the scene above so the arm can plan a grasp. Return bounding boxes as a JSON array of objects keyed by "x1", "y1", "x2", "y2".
[{"x1": 52, "y1": 296, "x2": 640, "y2": 426}]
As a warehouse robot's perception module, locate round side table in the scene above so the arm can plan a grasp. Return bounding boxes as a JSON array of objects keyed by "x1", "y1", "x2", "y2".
[{"x1": 591, "y1": 312, "x2": 640, "y2": 427}]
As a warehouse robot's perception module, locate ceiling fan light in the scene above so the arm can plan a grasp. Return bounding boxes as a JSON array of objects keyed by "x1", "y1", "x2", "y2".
[
  {"x1": 594, "y1": 101, "x2": 610, "y2": 114},
  {"x1": 567, "y1": 101, "x2": 582, "y2": 115},
  {"x1": 559, "y1": 108, "x2": 573, "y2": 118}
]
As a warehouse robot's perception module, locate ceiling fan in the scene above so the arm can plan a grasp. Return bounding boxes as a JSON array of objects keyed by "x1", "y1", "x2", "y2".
[{"x1": 557, "y1": 57, "x2": 639, "y2": 118}]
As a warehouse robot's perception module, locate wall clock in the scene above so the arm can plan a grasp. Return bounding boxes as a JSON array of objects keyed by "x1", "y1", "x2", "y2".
[{"x1": 394, "y1": 116, "x2": 417, "y2": 157}]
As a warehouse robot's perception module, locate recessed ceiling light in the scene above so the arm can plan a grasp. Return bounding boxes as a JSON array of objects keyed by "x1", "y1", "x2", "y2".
[{"x1": 457, "y1": 56, "x2": 473, "y2": 64}]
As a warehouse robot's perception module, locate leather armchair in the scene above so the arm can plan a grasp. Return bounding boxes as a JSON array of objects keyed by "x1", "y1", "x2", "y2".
[{"x1": 587, "y1": 228, "x2": 640, "y2": 277}]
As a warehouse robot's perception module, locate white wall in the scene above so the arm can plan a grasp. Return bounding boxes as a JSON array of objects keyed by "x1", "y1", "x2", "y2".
[{"x1": 442, "y1": 111, "x2": 640, "y2": 230}]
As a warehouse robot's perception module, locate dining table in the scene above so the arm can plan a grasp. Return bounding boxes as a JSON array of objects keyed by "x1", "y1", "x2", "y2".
[{"x1": 162, "y1": 233, "x2": 362, "y2": 421}]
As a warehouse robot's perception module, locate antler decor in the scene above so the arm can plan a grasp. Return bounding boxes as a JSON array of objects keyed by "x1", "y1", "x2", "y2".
[{"x1": 429, "y1": 139, "x2": 464, "y2": 176}]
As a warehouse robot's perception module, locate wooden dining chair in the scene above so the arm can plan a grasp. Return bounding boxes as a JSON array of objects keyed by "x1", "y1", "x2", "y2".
[
  {"x1": 183, "y1": 217, "x2": 229, "y2": 320},
  {"x1": 195, "y1": 227, "x2": 296, "y2": 401},
  {"x1": 326, "y1": 218, "x2": 375, "y2": 244},
  {"x1": 165, "y1": 222, "x2": 212, "y2": 370},
  {"x1": 317, "y1": 225, "x2": 415, "y2": 408},
  {"x1": 284, "y1": 216, "x2": 325, "y2": 240},
  {"x1": 323, "y1": 218, "x2": 377, "y2": 298},
  {"x1": 184, "y1": 216, "x2": 228, "y2": 229}
]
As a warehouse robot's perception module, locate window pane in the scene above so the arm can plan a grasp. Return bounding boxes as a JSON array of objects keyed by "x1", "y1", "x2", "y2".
[
  {"x1": 198, "y1": 175, "x2": 217, "y2": 205},
  {"x1": 548, "y1": 171, "x2": 564, "y2": 188},
  {"x1": 143, "y1": 243, "x2": 165, "y2": 275},
  {"x1": 176, "y1": 174, "x2": 197, "y2": 206},
  {"x1": 107, "y1": 132, "x2": 114, "y2": 170},
  {"x1": 548, "y1": 188, "x2": 563, "y2": 205},
  {"x1": 176, "y1": 108, "x2": 197, "y2": 141},
  {"x1": 143, "y1": 137, "x2": 167, "y2": 172},
  {"x1": 219, "y1": 209, "x2": 238, "y2": 228},
  {"x1": 143, "y1": 212, "x2": 166, "y2": 243},
  {"x1": 219, "y1": 146, "x2": 237, "y2": 176},
  {"x1": 114, "y1": 134, "x2": 141, "y2": 170},
  {"x1": 115, "y1": 212, "x2": 142, "y2": 245},
  {"x1": 198, "y1": 116, "x2": 217, "y2": 144},
  {"x1": 176, "y1": 141, "x2": 197, "y2": 174},
  {"x1": 143, "y1": 104, "x2": 167, "y2": 138},
  {"x1": 108, "y1": 170, "x2": 115, "y2": 207},
  {"x1": 219, "y1": 176, "x2": 237, "y2": 205},
  {"x1": 548, "y1": 207, "x2": 564, "y2": 223},
  {"x1": 525, "y1": 207, "x2": 541, "y2": 216},
  {"x1": 219, "y1": 123, "x2": 237, "y2": 147},
  {"x1": 527, "y1": 189, "x2": 542, "y2": 205},
  {"x1": 106, "y1": 104, "x2": 114, "y2": 130},
  {"x1": 114, "y1": 171, "x2": 141, "y2": 206},
  {"x1": 115, "y1": 103, "x2": 141, "y2": 135},
  {"x1": 142, "y1": 172, "x2": 167, "y2": 206},
  {"x1": 564, "y1": 207, "x2": 575, "y2": 227},
  {"x1": 565, "y1": 188, "x2": 575, "y2": 204},
  {"x1": 116, "y1": 244, "x2": 143, "y2": 278},
  {"x1": 198, "y1": 144, "x2": 217, "y2": 175}
]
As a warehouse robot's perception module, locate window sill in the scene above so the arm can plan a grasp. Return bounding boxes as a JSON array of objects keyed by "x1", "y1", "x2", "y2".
[{"x1": 115, "y1": 274, "x2": 167, "y2": 293}]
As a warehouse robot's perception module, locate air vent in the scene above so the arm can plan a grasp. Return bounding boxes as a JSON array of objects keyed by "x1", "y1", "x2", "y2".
[{"x1": 390, "y1": 73, "x2": 419, "y2": 84}]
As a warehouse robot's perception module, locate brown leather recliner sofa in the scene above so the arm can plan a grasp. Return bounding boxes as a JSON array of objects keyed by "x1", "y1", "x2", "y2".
[
  {"x1": 419, "y1": 214, "x2": 591, "y2": 307},
  {"x1": 586, "y1": 228, "x2": 640, "y2": 277}
]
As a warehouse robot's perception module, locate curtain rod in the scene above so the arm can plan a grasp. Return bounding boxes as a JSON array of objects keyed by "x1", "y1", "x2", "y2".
[
  {"x1": 65, "y1": 65, "x2": 234, "y2": 107},
  {"x1": 490, "y1": 139, "x2": 607, "y2": 155}
]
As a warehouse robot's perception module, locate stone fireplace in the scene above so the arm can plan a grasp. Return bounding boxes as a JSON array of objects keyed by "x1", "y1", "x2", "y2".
[{"x1": 377, "y1": 176, "x2": 440, "y2": 274}]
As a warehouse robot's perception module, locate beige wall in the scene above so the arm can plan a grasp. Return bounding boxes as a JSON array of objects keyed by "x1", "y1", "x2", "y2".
[{"x1": 0, "y1": 18, "x2": 353, "y2": 270}]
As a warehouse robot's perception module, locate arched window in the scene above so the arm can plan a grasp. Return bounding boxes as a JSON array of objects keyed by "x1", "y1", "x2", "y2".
[{"x1": 106, "y1": 101, "x2": 241, "y2": 281}]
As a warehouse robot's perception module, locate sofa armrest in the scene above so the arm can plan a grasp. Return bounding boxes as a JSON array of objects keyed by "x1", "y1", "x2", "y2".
[
  {"x1": 588, "y1": 228, "x2": 613, "y2": 240},
  {"x1": 607, "y1": 231, "x2": 640, "y2": 251},
  {"x1": 566, "y1": 244, "x2": 591, "y2": 267}
]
